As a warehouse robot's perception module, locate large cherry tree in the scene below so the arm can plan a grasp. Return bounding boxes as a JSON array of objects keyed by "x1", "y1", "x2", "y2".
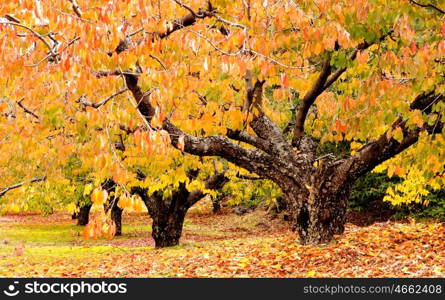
[{"x1": 1, "y1": 0, "x2": 445, "y2": 245}]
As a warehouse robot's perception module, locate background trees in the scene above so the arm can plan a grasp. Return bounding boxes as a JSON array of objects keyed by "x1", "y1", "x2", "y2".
[{"x1": 1, "y1": 0, "x2": 445, "y2": 245}]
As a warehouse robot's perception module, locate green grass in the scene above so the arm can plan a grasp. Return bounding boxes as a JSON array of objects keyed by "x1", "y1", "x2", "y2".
[
  {"x1": 0, "y1": 224, "x2": 81, "y2": 245},
  {"x1": 0, "y1": 222, "x2": 155, "y2": 246},
  {"x1": 121, "y1": 224, "x2": 152, "y2": 236}
]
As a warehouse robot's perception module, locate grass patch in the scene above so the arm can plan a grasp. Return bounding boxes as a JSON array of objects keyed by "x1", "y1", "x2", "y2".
[{"x1": 0, "y1": 224, "x2": 81, "y2": 245}]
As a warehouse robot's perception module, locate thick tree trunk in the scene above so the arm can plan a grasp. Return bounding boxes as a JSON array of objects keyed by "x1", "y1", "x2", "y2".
[
  {"x1": 101, "y1": 179, "x2": 124, "y2": 236},
  {"x1": 77, "y1": 204, "x2": 92, "y2": 226},
  {"x1": 151, "y1": 210, "x2": 186, "y2": 248},
  {"x1": 281, "y1": 169, "x2": 352, "y2": 245},
  {"x1": 212, "y1": 193, "x2": 225, "y2": 214},
  {"x1": 144, "y1": 186, "x2": 190, "y2": 248},
  {"x1": 132, "y1": 172, "x2": 228, "y2": 248},
  {"x1": 212, "y1": 198, "x2": 221, "y2": 213},
  {"x1": 110, "y1": 203, "x2": 123, "y2": 236},
  {"x1": 291, "y1": 190, "x2": 349, "y2": 244}
]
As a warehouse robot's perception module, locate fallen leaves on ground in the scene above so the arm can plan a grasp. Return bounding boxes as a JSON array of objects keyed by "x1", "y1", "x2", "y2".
[{"x1": 0, "y1": 210, "x2": 444, "y2": 277}]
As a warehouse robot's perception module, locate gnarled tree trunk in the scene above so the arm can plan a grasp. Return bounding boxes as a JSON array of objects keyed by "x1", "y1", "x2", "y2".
[
  {"x1": 287, "y1": 184, "x2": 350, "y2": 244},
  {"x1": 148, "y1": 189, "x2": 188, "y2": 248},
  {"x1": 133, "y1": 173, "x2": 228, "y2": 248},
  {"x1": 268, "y1": 152, "x2": 353, "y2": 245},
  {"x1": 134, "y1": 183, "x2": 196, "y2": 248},
  {"x1": 77, "y1": 204, "x2": 92, "y2": 226}
]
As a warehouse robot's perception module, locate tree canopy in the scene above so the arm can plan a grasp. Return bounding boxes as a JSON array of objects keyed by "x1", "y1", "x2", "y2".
[{"x1": 1, "y1": 0, "x2": 445, "y2": 245}]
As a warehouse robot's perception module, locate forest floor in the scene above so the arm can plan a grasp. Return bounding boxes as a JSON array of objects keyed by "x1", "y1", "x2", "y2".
[{"x1": 0, "y1": 201, "x2": 444, "y2": 277}]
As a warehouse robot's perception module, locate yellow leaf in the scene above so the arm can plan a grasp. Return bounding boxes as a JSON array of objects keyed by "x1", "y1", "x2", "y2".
[
  {"x1": 118, "y1": 195, "x2": 129, "y2": 209},
  {"x1": 83, "y1": 184, "x2": 93, "y2": 197},
  {"x1": 411, "y1": 111, "x2": 424, "y2": 127},
  {"x1": 392, "y1": 127, "x2": 404, "y2": 143},
  {"x1": 66, "y1": 202, "x2": 78, "y2": 214},
  {"x1": 91, "y1": 188, "x2": 108, "y2": 205},
  {"x1": 177, "y1": 135, "x2": 185, "y2": 152}
]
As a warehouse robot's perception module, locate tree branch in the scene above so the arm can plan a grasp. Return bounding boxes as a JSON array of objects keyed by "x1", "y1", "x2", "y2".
[
  {"x1": 76, "y1": 88, "x2": 128, "y2": 109},
  {"x1": 123, "y1": 75, "x2": 157, "y2": 122},
  {"x1": 17, "y1": 98, "x2": 39, "y2": 119},
  {"x1": 292, "y1": 58, "x2": 331, "y2": 145},
  {"x1": 162, "y1": 119, "x2": 274, "y2": 176},
  {"x1": 4, "y1": 14, "x2": 21, "y2": 23},
  {"x1": 236, "y1": 173, "x2": 264, "y2": 180},
  {"x1": 410, "y1": 0, "x2": 445, "y2": 14},
  {"x1": 171, "y1": 0, "x2": 197, "y2": 17},
  {"x1": 323, "y1": 31, "x2": 393, "y2": 91},
  {"x1": 291, "y1": 31, "x2": 393, "y2": 145},
  {"x1": 0, "y1": 176, "x2": 46, "y2": 198},
  {"x1": 0, "y1": 21, "x2": 56, "y2": 56},
  {"x1": 94, "y1": 69, "x2": 141, "y2": 78},
  {"x1": 249, "y1": 114, "x2": 297, "y2": 161},
  {"x1": 149, "y1": 54, "x2": 167, "y2": 70},
  {"x1": 226, "y1": 128, "x2": 273, "y2": 153},
  {"x1": 342, "y1": 93, "x2": 444, "y2": 181},
  {"x1": 119, "y1": 70, "x2": 275, "y2": 177},
  {"x1": 109, "y1": 1, "x2": 216, "y2": 56},
  {"x1": 68, "y1": 0, "x2": 82, "y2": 18}
]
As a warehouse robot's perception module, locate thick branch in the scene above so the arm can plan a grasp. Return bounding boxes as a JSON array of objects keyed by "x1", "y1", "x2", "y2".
[
  {"x1": 0, "y1": 176, "x2": 46, "y2": 198},
  {"x1": 342, "y1": 93, "x2": 444, "y2": 181},
  {"x1": 155, "y1": 1, "x2": 215, "y2": 40},
  {"x1": 124, "y1": 75, "x2": 157, "y2": 122},
  {"x1": 163, "y1": 119, "x2": 274, "y2": 177},
  {"x1": 226, "y1": 128, "x2": 272, "y2": 153},
  {"x1": 292, "y1": 58, "x2": 331, "y2": 144},
  {"x1": 94, "y1": 70, "x2": 141, "y2": 78},
  {"x1": 410, "y1": 0, "x2": 445, "y2": 14},
  {"x1": 292, "y1": 32, "x2": 393, "y2": 145},
  {"x1": 109, "y1": 1, "x2": 216, "y2": 55},
  {"x1": 236, "y1": 173, "x2": 264, "y2": 180},
  {"x1": 122, "y1": 72, "x2": 274, "y2": 177}
]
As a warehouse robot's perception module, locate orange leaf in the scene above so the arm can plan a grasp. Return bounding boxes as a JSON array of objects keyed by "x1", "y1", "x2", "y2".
[
  {"x1": 0, "y1": 102, "x2": 6, "y2": 113},
  {"x1": 281, "y1": 73, "x2": 289, "y2": 89},
  {"x1": 177, "y1": 135, "x2": 185, "y2": 152},
  {"x1": 91, "y1": 188, "x2": 108, "y2": 205},
  {"x1": 335, "y1": 120, "x2": 348, "y2": 133}
]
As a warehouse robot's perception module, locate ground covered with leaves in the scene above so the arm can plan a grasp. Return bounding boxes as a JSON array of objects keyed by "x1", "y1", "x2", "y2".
[{"x1": 0, "y1": 207, "x2": 444, "y2": 277}]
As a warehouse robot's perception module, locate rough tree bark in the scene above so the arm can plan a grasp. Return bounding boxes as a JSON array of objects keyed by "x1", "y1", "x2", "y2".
[
  {"x1": 110, "y1": 203, "x2": 123, "y2": 236},
  {"x1": 96, "y1": 3, "x2": 444, "y2": 244},
  {"x1": 76, "y1": 204, "x2": 92, "y2": 226},
  {"x1": 211, "y1": 193, "x2": 224, "y2": 213},
  {"x1": 133, "y1": 172, "x2": 228, "y2": 248},
  {"x1": 141, "y1": 184, "x2": 189, "y2": 248}
]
